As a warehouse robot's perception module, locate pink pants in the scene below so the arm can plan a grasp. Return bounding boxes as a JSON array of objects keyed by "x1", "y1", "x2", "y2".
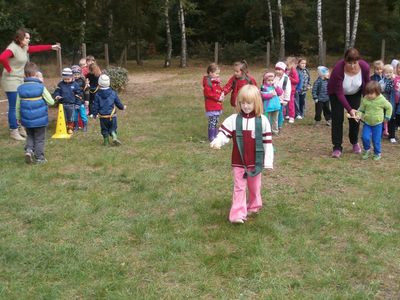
[
  {"x1": 229, "y1": 167, "x2": 262, "y2": 222},
  {"x1": 288, "y1": 91, "x2": 296, "y2": 118}
]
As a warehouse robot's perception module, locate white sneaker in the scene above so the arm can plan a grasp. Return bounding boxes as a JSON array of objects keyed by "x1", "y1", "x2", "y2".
[
  {"x1": 231, "y1": 218, "x2": 244, "y2": 224},
  {"x1": 285, "y1": 116, "x2": 290, "y2": 120},
  {"x1": 288, "y1": 118, "x2": 295, "y2": 123},
  {"x1": 390, "y1": 138, "x2": 397, "y2": 143},
  {"x1": 296, "y1": 116, "x2": 303, "y2": 120}
]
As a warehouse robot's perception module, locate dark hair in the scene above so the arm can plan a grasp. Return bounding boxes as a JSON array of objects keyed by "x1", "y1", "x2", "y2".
[
  {"x1": 298, "y1": 57, "x2": 306, "y2": 64},
  {"x1": 207, "y1": 63, "x2": 219, "y2": 74},
  {"x1": 344, "y1": 48, "x2": 360, "y2": 62},
  {"x1": 14, "y1": 28, "x2": 29, "y2": 45},
  {"x1": 364, "y1": 81, "x2": 381, "y2": 95},
  {"x1": 24, "y1": 62, "x2": 38, "y2": 77},
  {"x1": 89, "y1": 63, "x2": 102, "y2": 77}
]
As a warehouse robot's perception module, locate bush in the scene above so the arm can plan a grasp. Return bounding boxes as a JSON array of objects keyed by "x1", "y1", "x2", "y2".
[{"x1": 104, "y1": 66, "x2": 129, "y2": 92}]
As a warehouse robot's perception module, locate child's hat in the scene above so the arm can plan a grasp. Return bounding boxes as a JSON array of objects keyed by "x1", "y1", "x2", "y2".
[
  {"x1": 71, "y1": 65, "x2": 81, "y2": 74},
  {"x1": 263, "y1": 72, "x2": 275, "y2": 80},
  {"x1": 317, "y1": 66, "x2": 329, "y2": 76},
  {"x1": 391, "y1": 59, "x2": 399, "y2": 69},
  {"x1": 62, "y1": 67, "x2": 73, "y2": 77},
  {"x1": 98, "y1": 74, "x2": 110, "y2": 88},
  {"x1": 275, "y1": 62, "x2": 287, "y2": 71}
]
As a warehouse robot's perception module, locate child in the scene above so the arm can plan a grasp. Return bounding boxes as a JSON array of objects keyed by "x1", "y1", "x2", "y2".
[
  {"x1": 380, "y1": 64, "x2": 394, "y2": 138},
  {"x1": 389, "y1": 62, "x2": 400, "y2": 143},
  {"x1": 71, "y1": 65, "x2": 88, "y2": 132},
  {"x1": 81, "y1": 55, "x2": 95, "y2": 77},
  {"x1": 260, "y1": 72, "x2": 283, "y2": 135},
  {"x1": 286, "y1": 56, "x2": 300, "y2": 123},
  {"x1": 54, "y1": 68, "x2": 82, "y2": 134},
  {"x1": 16, "y1": 62, "x2": 54, "y2": 164},
  {"x1": 312, "y1": 66, "x2": 332, "y2": 126},
  {"x1": 210, "y1": 85, "x2": 273, "y2": 224},
  {"x1": 87, "y1": 62, "x2": 102, "y2": 117},
  {"x1": 93, "y1": 74, "x2": 126, "y2": 146},
  {"x1": 78, "y1": 58, "x2": 90, "y2": 114},
  {"x1": 295, "y1": 58, "x2": 311, "y2": 119},
  {"x1": 222, "y1": 60, "x2": 257, "y2": 107},
  {"x1": 370, "y1": 60, "x2": 384, "y2": 82},
  {"x1": 202, "y1": 63, "x2": 224, "y2": 142},
  {"x1": 358, "y1": 81, "x2": 392, "y2": 160},
  {"x1": 273, "y1": 62, "x2": 291, "y2": 130}
]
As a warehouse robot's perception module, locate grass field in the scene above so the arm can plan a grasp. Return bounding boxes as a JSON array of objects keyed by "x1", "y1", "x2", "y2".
[{"x1": 0, "y1": 60, "x2": 399, "y2": 299}]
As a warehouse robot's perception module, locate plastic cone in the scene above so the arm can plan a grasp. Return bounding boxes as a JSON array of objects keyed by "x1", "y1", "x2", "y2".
[{"x1": 52, "y1": 104, "x2": 71, "y2": 139}]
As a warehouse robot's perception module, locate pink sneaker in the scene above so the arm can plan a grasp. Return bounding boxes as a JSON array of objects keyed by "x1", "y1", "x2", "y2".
[
  {"x1": 331, "y1": 149, "x2": 342, "y2": 158},
  {"x1": 352, "y1": 143, "x2": 361, "y2": 154}
]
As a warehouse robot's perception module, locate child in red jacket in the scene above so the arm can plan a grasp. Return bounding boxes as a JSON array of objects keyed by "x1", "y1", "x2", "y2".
[
  {"x1": 286, "y1": 56, "x2": 300, "y2": 123},
  {"x1": 223, "y1": 60, "x2": 257, "y2": 107},
  {"x1": 203, "y1": 63, "x2": 224, "y2": 141}
]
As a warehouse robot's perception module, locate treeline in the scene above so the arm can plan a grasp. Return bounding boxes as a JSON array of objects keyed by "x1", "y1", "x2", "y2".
[{"x1": 0, "y1": 0, "x2": 399, "y2": 65}]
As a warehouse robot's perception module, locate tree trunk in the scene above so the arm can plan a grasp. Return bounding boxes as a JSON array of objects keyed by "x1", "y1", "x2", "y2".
[
  {"x1": 277, "y1": 0, "x2": 285, "y2": 60},
  {"x1": 350, "y1": 0, "x2": 360, "y2": 48},
  {"x1": 267, "y1": 0, "x2": 275, "y2": 49},
  {"x1": 345, "y1": 0, "x2": 351, "y2": 50},
  {"x1": 317, "y1": 0, "x2": 324, "y2": 65},
  {"x1": 178, "y1": 0, "x2": 187, "y2": 68},
  {"x1": 80, "y1": 0, "x2": 86, "y2": 46},
  {"x1": 164, "y1": 0, "x2": 172, "y2": 67}
]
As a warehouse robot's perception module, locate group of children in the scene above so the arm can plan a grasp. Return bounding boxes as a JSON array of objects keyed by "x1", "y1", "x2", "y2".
[
  {"x1": 204, "y1": 57, "x2": 399, "y2": 224},
  {"x1": 16, "y1": 55, "x2": 126, "y2": 164}
]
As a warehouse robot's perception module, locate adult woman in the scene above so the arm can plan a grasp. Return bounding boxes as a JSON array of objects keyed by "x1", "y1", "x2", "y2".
[
  {"x1": 0, "y1": 28, "x2": 60, "y2": 140},
  {"x1": 328, "y1": 48, "x2": 370, "y2": 158}
]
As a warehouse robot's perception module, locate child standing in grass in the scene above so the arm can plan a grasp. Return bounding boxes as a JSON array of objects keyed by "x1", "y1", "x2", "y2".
[
  {"x1": 203, "y1": 63, "x2": 224, "y2": 142},
  {"x1": 260, "y1": 72, "x2": 282, "y2": 135},
  {"x1": 16, "y1": 62, "x2": 54, "y2": 164},
  {"x1": 381, "y1": 64, "x2": 395, "y2": 139},
  {"x1": 222, "y1": 60, "x2": 257, "y2": 107},
  {"x1": 312, "y1": 66, "x2": 331, "y2": 126},
  {"x1": 295, "y1": 58, "x2": 311, "y2": 119},
  {"x1": 210, "y1": 85, "x2": 273, "y2": 224},
  {"x1": 274, "y1": 62, "x2": 291, "y2": 130},
  {"x1": 358, "y1": 81, "x2": 392, "y2": 160},
  {"x1": 71, "y1": 65, "x2": 88, "y2": 132},
  {"x1": 93, "y1": 74, "x2": 126, "y2": 146}
]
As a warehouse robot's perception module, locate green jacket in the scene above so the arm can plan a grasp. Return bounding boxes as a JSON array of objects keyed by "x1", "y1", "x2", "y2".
[{"x1": 358, "y1": 94, "x2": 393, "y2": 126}]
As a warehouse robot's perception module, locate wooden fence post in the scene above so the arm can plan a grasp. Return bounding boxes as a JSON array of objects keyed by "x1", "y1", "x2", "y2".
[
  {"x1": 104, "y1": 43, "x2": 110, "y2": 68},
  {"x1": 56, "y1": 42, "x2": 62, "y2": 76},
  {"x1": 381, "y1": 39, "x2": 385, "y2": 63},
  {"x1": 214, "y1": 42, "x2": 219, "y2": 64},
  {"x1": 266, "y1": 42, "x2": 270, "y2": 68},
  {"x1": 81, "y1": 43, "x2": 87, "y2": 58}
]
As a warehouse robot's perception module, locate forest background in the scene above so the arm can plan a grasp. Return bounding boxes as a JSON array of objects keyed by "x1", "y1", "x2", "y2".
[{"x1": 1, "y1": 0, "x2": 399, "y2": 67}]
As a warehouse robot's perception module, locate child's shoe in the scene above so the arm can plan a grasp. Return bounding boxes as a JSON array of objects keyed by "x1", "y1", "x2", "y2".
[
  {"x1": 111, "y1": 132, "x2": 122, "y2": 146},
  {"x1": 231, "y1": 218, "x2": 244, "y2": 224},
  {"x1": 25, "y1": 150, "x2": 34, "y2": 164},
  {"x1": 103, "y1": 136, "x2": 109, "y2": 146},
  {"x1": 390, "y1": 138, "x2": 397, "y2": 143},
  {"x1": 285, "y1": 116, "x2": 290, "y2": 120},
  {"x1": 373, "y1": 154, "x2": 381, "y2": 161},
  {"x1": 362, "y1": 150, "x2": 370, "y2": 160},
  {"x1": 67, "y1": 128, "x2": 73, "y2": 134},
  {"x1": 296, "y1": 115, "x2": 303, "y2": 120},
  {"x1": 35, "y1": 158, "x2": 48, "y2": 164},
  {"x1": 10, "y1": 129, "x2": 25, "y2": 141},
  {"x1": 352, "y1": 143, "x2": 361, "y2": 154},
  {"x1": 288, "y1": 118, "x2": 295, "y2": 123},
  {"x1": 18, "y1": 126, "x2": 27, "y2": 137},
  {"x1": 331, "y1": 149, "x2": 342, "y2": 158}
]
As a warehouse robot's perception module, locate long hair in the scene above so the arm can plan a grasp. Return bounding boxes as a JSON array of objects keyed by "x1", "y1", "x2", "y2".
[
  {"x1": 89, "y1": 63, "x2": 102, "y2": 77},
  {"x1": 235, "y1": 85, "x2": 263, "y2": 116}
]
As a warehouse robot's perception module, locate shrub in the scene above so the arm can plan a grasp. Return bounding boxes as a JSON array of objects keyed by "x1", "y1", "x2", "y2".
[{"x1": 104, "y1": 66, "x2": 129, "y2": 92}]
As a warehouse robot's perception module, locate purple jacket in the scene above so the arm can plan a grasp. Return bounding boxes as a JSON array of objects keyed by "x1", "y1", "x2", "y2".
[{"x1": 328, "y1": 59, "x2": 370, "y2": 112}]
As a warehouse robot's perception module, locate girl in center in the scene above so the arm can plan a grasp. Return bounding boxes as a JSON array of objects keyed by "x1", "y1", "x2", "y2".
[{"x1": 210, "y1": 85, "x2": 274, "y2": 224}]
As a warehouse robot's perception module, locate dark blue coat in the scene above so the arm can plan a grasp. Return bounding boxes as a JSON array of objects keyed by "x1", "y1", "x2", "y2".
[
  {"x1": 93, "y1": 88, "x2": 124, "y2": 116},
  {"x1": 18, "y1": 78, "x2": 48, "y2": 128},
  {"x1": 53, "y1": 80, "x2": 82, "y2": 105}
]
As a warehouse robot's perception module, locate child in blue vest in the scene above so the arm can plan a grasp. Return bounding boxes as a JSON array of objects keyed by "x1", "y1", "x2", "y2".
[
  {"x1": 260, "y1": 72, "x2": 282, "y2": 135},
  {"x1": 16, "y1": 62, "x2": 55, "y2": 164},
  {"x1": 210, "y1": 85, "x2": 274, "y2": 224},
  {"x1": 93, "y1": 74, "x2": 126, "y2": 145}
]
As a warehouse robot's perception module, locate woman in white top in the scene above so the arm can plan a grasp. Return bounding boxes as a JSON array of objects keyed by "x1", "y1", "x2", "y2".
[{"x1": 327, "y1": 48, "x2": 371, "y2": 158}]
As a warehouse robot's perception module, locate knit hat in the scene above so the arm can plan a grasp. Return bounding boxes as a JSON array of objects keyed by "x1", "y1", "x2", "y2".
[
  {"x1": 317, "y1": 66, "x2": 329, "y2": 76},
  {"x1": 71, "y1": 65, "x2": 81, "y2": 74},
  {"x1": 98, "y1": 74, "x2": 110, "y2": 88},
  {"x1": 275, "y1": 62, "x2": 287, "y2": 72},
  {"x1": 62, "y1": 67, "x2": 73, "y2": 78},
  {"x1": 391, "y1": 59, "x2": 399, "y2": 69}
]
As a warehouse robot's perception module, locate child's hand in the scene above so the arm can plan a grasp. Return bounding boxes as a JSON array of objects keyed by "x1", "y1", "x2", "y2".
[
  {"x1": 219, "y1": 92, "x2": 225, "y2": 101},
  {"x1": 55, "y1": 96, "x2": 61, "y2": 100},
  {"x1": 210, "y1": 139, "x2": 221, "y2": 149}
]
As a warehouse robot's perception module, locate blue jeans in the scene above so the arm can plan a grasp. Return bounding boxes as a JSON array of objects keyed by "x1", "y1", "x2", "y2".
[
  {"x1": 6, "y1": 92, "x2": 18, "y2": 129},
  {"x1": 74, "y1": 104, "x2": 88, "y2": 124},
  {"x1": 362, "y1": 123, "x2": 383, "y2": 155}
]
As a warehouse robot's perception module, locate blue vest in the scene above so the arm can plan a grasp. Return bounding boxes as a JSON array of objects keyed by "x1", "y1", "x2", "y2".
[{"x1": 17, "y1": 78, "x2": 48, "y2": 128}]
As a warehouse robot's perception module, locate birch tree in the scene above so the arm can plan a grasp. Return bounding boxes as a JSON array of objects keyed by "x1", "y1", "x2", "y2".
[
  {"x1": 178, "y1": 0, "x2": 187, "y2": 68},
  {"x1": 349, "y1": 0, "x2": 360, "y2": 48},
  {"x1": 277, "y1": 0, "x2": 285, "y2": 60},
  {"x1": 164, "y1": 0, "x2": 172, "y2": 67},
  {"x1": 79, "y1": 0, "x2": 86, "y2": 46},
  {"x1": 267, "y1": 0, "x2": 275, "y2": 49},
  {"x1": 345, "y1": 0, "x2": 351, "y2": 50},
  {"x1": 317, "y1": 0, "x2": 324, "y2": 65}
]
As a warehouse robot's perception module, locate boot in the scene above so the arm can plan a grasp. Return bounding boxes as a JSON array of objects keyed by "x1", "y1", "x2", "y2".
[
  {"x1": 10, "y1": 129, "x2": 25, "y2": 141},
  {"x1": 111, "y1": 131, "x2": 122, "y2": 146},
  {"x1": 18, "y1": 126, "x2": 27, "y2": 137},
  {"x1": 103, "y1": 136, "x2": 109, "y2": 146},
  {"x1": 67, "y1": 122, "x2": 74, "y2": 134}
]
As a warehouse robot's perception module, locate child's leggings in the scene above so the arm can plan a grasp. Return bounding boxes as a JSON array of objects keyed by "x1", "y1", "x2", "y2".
[
  {"x1": 74, "y1": 104, "x2": 88, "y2": 125},
  {"x1": 278, "y1": 106, "x2": 284, "y2": 128},
  {"x1": 208, "y1": 115, "x2": 219, "y2": 129},
  {"x1": 362, "y1": 123, "x2": 383, "y2": 155},
  {"x1": 229, "y1": 167, "x2": 262, "y2": 222},
  {"x1": 265, "y1": 111, "x2": 279, "y2": 134}
]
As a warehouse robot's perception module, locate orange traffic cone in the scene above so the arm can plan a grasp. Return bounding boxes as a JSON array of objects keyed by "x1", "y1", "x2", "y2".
[{"x1": 52, "y1": 104, "x2": 71, "y2": 139}]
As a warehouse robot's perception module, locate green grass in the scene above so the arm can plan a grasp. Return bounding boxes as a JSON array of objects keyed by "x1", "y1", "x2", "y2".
[{"x1": 0, "y1": 60, "x2": 399, "y2": 299}]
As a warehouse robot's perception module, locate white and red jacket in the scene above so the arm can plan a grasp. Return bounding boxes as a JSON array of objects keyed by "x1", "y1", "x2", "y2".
[
  {"x1": 202, "y1": 75, "x2": 223, "y2": 112},
  {"x1": 214, "y1": 112, "x2": 273, "y2": 169}
]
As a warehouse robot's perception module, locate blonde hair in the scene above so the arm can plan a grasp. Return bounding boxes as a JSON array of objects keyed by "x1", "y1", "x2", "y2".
[
  {"x1": 383, "y1": 64, "x2": 394, "y2": 74},
  {"x1": 373, "y1": 60, "x2": 384, "y2": 69},
  {"x1": 235, "y1": 85, "x2": 263, "y2": 116},
  {"x1": 286, "y1": 56, "x2": 297, "y2": 68}
]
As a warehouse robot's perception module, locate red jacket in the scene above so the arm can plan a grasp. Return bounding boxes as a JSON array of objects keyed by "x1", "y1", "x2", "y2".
[
  {"x1": 203, "y1": 76, "x2": 223, "y2": 112},
  {"x1": 223, "y1": 74, "x2": 257, "y2": 107},
  {"x1": 288, "y1": 67, "x2": 299, "y2": 97}
]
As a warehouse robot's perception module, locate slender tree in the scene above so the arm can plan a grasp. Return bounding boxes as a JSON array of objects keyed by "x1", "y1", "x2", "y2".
[
  {"x1": 178, "y1": 0, "x2": 187, "y2": 68},
  {"x1": 317, "y1": 0, "x2": 324, "y2": 65},
  {"x1": 350, "y1": 0, "x2": 360, "y2": 48},
  {"x1": 164, "y1": 0, "x2": 172, "y2": 67},
  {"x1": 345, "y1": 0, "x2": 351, "y2": 50},
  {"x1": 277, "y1": 0, "x2": 285, "y2": 59},
  {"x1": 267, "y1": 0, "x2": 275, "y2": 49},
  {"x1": 79, "y1": 0, "x2": 86, "y2": 46}
]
